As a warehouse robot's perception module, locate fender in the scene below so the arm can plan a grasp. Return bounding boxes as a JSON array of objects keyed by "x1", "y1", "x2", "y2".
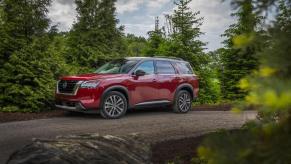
[
  {"x1": 101, "y1": 85, "x2": 130, "y2": 107},
  {"x1": 174, "y1": 83, "x2": 195, "y2": 100}
]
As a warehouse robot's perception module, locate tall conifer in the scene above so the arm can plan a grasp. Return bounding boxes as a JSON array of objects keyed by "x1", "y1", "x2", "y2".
[
  {"x1": 67, "y1": 0, "x2": 126, "y2": 71},
  {"x1": 220, "y1": 0, "x2": 261, "y2": 100}
]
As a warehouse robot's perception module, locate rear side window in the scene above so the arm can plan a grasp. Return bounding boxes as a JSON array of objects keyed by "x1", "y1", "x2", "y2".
[
  {"x1": 156, "y1": 61, "x2": 176, "y2": 74},
  {"x1": 176, "y1": 62, "x2": 193, "y2": 74}
]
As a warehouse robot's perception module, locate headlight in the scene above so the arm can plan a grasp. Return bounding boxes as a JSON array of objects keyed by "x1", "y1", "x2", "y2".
[{"x1": 80, "y1": 81, "x2": 100, "y2": 89}]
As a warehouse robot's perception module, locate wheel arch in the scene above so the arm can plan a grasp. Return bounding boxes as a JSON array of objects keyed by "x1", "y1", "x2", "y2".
[
  {"x1": 174, "y1": 83, "x2": 195, "y2": 100},
  {"x1": 101, "y1": 85, "x2": 130, "y2": 106}
]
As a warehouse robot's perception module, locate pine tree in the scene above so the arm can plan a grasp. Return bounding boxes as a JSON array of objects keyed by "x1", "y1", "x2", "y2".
[
  {"x1": 0, "y1": 2, "x2": 3, "y2": 24},
  {"x1": 144, "y1": 0, "x2": 218, "y2": 103},
  {"x1": 145, "y1": 30, "x2": 165, "y2": 56},
  {"x1": 1, "y1": 37, "x2": 58, "y2": 112},
  {"x1": 198, "y1": 1, "x2": 291, "y2": 163},
  {"x1": 166, "y1": 0, "x2": 206, "y2": 65},
  {"x1": 162, "y1": 0, "x2": 218, "y2": 103},
  {"x1": 220, "y1": 0, "x2": 261, "y2": 100},
  {"x1": 0, "y1": 0, "x2": 70, "y2": 112},
  {"x1": 0, "y1": 0, "x2": 51, "y2": 65},
  {"x1": 172, "y1": 0, "x2": 204, "y2": 51},
  {"x1": 124, "y1": 34, "x2": 147, "y2": 57},
  {"x1": 265, "y1": 0, "x2": 291, "y2": 76},
  {"x1": 67, "y1": 0, "x2": 126, "y2": 71}
]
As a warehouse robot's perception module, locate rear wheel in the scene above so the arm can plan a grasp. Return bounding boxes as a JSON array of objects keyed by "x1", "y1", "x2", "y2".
[
  {"x1": 100, "y1": 91, "x2": 128, "y2": 119},
  {"x1": 173, "y1": 90, "x2": 192, "y2": 113}
]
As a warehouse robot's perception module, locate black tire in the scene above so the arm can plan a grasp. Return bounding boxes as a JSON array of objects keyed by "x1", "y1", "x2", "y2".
[
  {"x1": 100, "y1": 91, "x2": 128, "y2": 119},
  {"x1": 173, "y1": 90, "x2": 192, "y2": 113}
]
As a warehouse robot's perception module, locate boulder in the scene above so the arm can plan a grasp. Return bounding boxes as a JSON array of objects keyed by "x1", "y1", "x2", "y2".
[{"x1": 7, "y1": 134, "x2": 152, "y2": 164}]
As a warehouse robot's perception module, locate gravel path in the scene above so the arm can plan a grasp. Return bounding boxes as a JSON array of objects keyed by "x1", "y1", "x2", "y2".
[{"x1": 0, "y1": 110, "x2": 257, "y2": 163}]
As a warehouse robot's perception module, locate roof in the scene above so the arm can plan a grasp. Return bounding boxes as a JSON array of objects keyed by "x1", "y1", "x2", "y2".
[{"x1": 126, "y1": 56, "x2": 186, "y2": 62}]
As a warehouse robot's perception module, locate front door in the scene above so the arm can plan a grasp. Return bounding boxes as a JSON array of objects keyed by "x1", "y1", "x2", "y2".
[{"x1": 129, "y1": 60, "x2": 159, "y2": 105}]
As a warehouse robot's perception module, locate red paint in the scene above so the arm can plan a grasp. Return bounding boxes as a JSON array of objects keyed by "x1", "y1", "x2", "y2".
[{"x1": 55, "y1": 57, "x2": 199, "y2": 112}]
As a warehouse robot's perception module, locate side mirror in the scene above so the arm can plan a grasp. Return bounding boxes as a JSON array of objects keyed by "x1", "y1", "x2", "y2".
[{"x1": 134, "y1": 70, "x2": 146, "y2": 76}]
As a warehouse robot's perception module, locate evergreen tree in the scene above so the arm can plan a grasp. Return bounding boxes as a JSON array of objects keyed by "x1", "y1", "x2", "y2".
[
  {"x1": 1, "y1": 37, "x2": 58, "y2": 112},
  {"x1": 67, "y1": 0, "x2": 126, "y2": 71},
  {"x1": 0, "y1": 2, "x2": 3, "y2": 24},
  {"x1": 124, "y1": 34, "x2": 147, "y2": 57},
  {"x1": 161, "y1": 0, "x2": 218, "y2": 103},
  {"x1": 171, "y1": 0, "x2": 204, "y2": 56},
  {"x1": 145, "y1": 29, "x2": 165, "y2": 57},
  {"x1": 198, "y1": 1, "x2": 291, "y2": 163},
  {"x1": 220, "y1": 0, "x2": 261, "y2": 100},
  {"x1": 0, "y1": 0, "x2": 70, "y2": 112},
  {"x1": 0, "y1": 0, "x2": 51, "y2": 65}
]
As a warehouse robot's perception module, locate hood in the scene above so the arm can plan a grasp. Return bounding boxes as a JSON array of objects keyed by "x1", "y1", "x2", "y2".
[{"x1": 60, "y1": 73, "x2": 128, "y2": 81}]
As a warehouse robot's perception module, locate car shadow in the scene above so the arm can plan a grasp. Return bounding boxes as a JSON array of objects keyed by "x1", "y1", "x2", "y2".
[{"x1": 63, "y1": 106, "x2": 173, "y2": 119}]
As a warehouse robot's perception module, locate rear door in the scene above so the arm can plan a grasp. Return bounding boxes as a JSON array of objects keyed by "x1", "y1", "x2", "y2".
[{"x1": 155, "y1": 60, "x2": 180, "y2": 101}]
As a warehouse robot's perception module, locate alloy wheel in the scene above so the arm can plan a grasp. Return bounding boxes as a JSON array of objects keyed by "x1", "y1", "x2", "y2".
[
  {"x1": 104, "y1": 95, "x2": 125, "y2": 117},
  {"x1": 178, "y1": 92, "x2": 191, "y2": 112}
]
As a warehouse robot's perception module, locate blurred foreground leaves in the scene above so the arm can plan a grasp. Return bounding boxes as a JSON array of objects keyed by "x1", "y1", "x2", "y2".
[{"x1": 197, "y1": 0, "x2": 291, "y2": 163}]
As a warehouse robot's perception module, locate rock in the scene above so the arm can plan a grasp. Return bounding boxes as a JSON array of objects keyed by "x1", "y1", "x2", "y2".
[{"x1": 7, "y1": 134, "x2": 152, "y2": 164}]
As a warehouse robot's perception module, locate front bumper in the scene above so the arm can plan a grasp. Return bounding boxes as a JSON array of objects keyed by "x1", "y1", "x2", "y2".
[
  {"x1": 55, "y1": 101, "x2": 85, "y2": 110},
  {"x1": 55, "y1": 85, "x2": 103, "y2": 109},
  {"x1": 55, "y1": 100, "x2": 99, "y2": 114}
]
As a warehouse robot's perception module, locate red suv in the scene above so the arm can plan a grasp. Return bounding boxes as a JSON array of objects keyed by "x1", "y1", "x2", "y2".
[{"x1": 55, "y1": 57, "x2": 199, "y2": 119}]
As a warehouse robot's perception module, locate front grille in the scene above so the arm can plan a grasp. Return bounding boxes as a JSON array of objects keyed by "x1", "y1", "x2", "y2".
[{"x1": 58, "y1": 80, "x2": 79, "y2": 94}]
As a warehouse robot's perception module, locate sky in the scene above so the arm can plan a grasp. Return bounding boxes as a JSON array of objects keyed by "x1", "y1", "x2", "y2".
[{"x1": 48, "y1": 0, "x2": 237, "y2": 51}]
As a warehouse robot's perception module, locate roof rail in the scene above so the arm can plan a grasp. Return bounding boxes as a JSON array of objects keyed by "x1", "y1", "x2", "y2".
[{"x1": 153, "y1": 56, "x2": 184, "y2": 61}]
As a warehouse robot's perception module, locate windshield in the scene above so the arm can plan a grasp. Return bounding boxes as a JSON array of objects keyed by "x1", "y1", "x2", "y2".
[{"x1": 95, "y1": 59, "x2": 139, "y2": 74}]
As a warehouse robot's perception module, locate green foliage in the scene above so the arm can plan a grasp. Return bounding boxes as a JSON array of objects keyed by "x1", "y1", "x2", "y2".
[
  {"x1": 0, "y1": 3, "x2": 3, "y2": 24},
  {"x1": 67, "y1": 0, "x2": 126, "y2": 72},
  {"x1": 199, "y1": 122, "x2": 291, "y2": 164},
  {"x1": 0, "y1": 0, "x2": 51, "y2": 66},
  {"x1": 153, "y1": 0, "x2": 219, "y2": 104},
  {"x1": 0, "y1": 0, "x2": 254, "y2": 112},
  {"x1": 171, "y1": 0, "x2": 220, "y2": 104},
  {"x1": 220, "y1": 0, "x2": 262, "y2": 100},
  {"x1": 198, "y1": 0, "x2": 291, "y2": 163},
  {"x1": 1, "y1": 37, "x2": 57, "y2": 111},
  {"x1": 0, "y1": 0, "x2": 71, "y2": 112},
  {"x1": 124, "y1": 34, "x2": 147, "y2": 57},
  {"x1": 172, "y1": 0, "x2": 204, "y2": 49},
  {"x1": 145, "y1": 30, "x2": 165, "y2": 56},
  {"x1": 230, "y1": 0, "x2": 291, "y2": 13}
]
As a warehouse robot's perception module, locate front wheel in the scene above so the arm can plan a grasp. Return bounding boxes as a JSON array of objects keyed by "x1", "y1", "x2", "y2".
[
  {"x1": 173, "y1": 90, "x2": 192, "y2": 113},
  {"x1": 100, "y1": 91, "x2": 128, "y2": 119}
]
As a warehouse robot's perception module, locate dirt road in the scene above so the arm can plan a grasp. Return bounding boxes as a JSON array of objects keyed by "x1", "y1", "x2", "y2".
[{"x1": 0, "y1": 110, "x2": 257, "y2": 163}]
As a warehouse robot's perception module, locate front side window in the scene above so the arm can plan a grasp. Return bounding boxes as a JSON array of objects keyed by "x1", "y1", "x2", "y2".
[
  {"x1": 95, "y1": 59, "x2": 139, "y2": 74},
  {"x1": 135, "y1": 61, "x2": 155, "y2": 75},
  {"x1": 176, "y1": 62, "x2": 193, "y2": 74},
  {"x1": 156, "y1": 61, "x2": 176, "y2": 74}
]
